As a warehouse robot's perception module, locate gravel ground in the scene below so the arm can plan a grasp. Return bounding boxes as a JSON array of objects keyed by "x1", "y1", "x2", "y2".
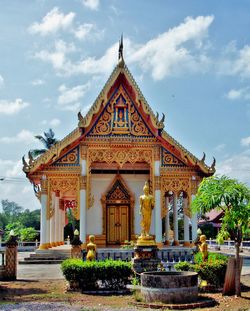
[{"x1": 0, "y1": 303, "x2": 138, "y2": 311}]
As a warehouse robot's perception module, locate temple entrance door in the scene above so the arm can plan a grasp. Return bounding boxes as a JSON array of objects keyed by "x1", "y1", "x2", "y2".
[{"x1": 107, "y1": 205, "x2": 129, "y2": 245}]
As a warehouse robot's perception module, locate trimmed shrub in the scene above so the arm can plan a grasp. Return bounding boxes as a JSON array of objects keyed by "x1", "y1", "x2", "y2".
[
  {"x1": 174, "y1": 252, "x2": 228, "y2": 288},
  {"x1": 61, "y1": 259, "x2": 132, "y2": 291},
  {"x1": 194, "y1": 252, "x2": 228, "y2": 265},
  {"x1": 174, "y1": 261, "x2": 193, "y2": 272}
]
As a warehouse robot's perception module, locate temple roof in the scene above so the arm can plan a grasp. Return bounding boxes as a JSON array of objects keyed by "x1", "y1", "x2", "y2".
[{"x1": 23, "y1": 43, "x2": 216, "y2": 177}]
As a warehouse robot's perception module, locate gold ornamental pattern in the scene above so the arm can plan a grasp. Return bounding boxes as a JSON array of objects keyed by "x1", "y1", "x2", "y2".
[
  {"x1": 162, "y1": 149, "x2": 184, "y2": 166},
  {"x1": 55, "y1": 148, "x2": 78, "y2": 165},
  {"x1": 89, "y1": 85, "x2": 152, "y2": 137},
  {"x1": 92, "y1": 105, "x2": 113, "y2": 135},
  {"x1": 161, "y1": 177, "x2": 190, "y2": 194},
  {"x1": 88, "y1": 148, "x2": 153, "y2": 167},
  {"x1": 47, "y1": 177, "x2": 80, "y2": 220}
]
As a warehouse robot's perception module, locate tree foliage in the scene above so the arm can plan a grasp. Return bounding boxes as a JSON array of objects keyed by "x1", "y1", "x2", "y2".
[
  {"x1": 192, "y1": 175, "x2": 250, "y2": 296},
  {"x1": 0, "y1": 199, "x2": 40, "y2": 241},
  {"x1": 30, "y1": 128, "x2": 58, "y2": 158}
]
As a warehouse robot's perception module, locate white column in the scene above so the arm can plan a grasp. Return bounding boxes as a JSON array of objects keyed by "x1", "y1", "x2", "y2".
[
  {"x1": 39, "y1": 177, "x2": 48, "y2": 250},
  {"x1": 80, "y1": 158, "x2": 87, "y2": 244},
  {"x1": 54, "y1": 191, "x2": 60, "y2": 245},
  {"x1": 155, "y1": 189, "x2": 162, "y2": 244},
  {"x1": 173, "y1": 192, "x2": 179, "y2": 245},
  {"x1": 191, "y1": 194, "x2": 198, "y2": 241},
  {"x1": 46, "y1": 211, "x2": 51, "y2": 248},
  {"x1": 58, "y1": 202, "x2": 62, "y2": 244},
  {"x1": 50, "y1": 192, "x2": 55, "y2": 247},
  {"x1": 80, "y1": 189, "x2": 86, "y2": 244},
  {"x1": 165, "y1": 196, "x2": 170, "y2": 245},
  {"x1": 183, "y1": 196, "x2": 190, "y2": 246},
  {"x1": 61, "y1": 204, "x2": 65, "y2": 244},
  {"x1": 154, "y1": 160, "x2": 162, "y2": 245}
]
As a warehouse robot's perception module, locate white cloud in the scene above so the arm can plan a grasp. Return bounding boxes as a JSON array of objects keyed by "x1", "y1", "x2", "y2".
[
  {"x1": 0, "y1": 74, "x2": 4, "y2": 87},
  {"x1": 0, "y1": 159, "x2": 40, "y2": 210},
  {"x1": 34, "y1": 40, "x2": 76, "y2": 71},
  {"x1": 226, "y1": 87, "x2": 250, "y2": 100},
  {"x1": 216, "y1": 149, "x2": 250, "y2": 185},
  {"x1": 82, "y1": 0, "x2": 99, "y2": 10},
  {"x1": 129, "y1": 15, "x2": 214, "y2": 80},
  {"x1": 0, "y1": 129, "x2": 36, "y2": 144},
  {"x1": 0, "y1": 98, "x2": 30, "y2": 115},
  {"x1": 49, "y1": 118, "x2": 61, "y2": 127},
  {"x1": 214, "y1": 143, "x2": 226, "y2": 152},
  {"x1": 58, "y1": 83, "x2": 90, "y2": 108},
  {"x1": 33, "y1": 16, "x2": 213, "y2": 79},
  {"x1": 28, "y1": 7, "x2": 75, "y2": 36},
  {"x1": 31, "y1": 79, "x2": 45, "y2": 86},
  {"x1": 73, "y1": 23, "x2": 94, "y2": 40},
  {"x1": 241, "y1": 136, "x2": 250, "y2": 147}
]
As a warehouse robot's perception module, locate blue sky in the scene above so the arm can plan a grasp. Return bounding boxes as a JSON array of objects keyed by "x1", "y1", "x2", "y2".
[{"x1": 0, "y1": 0, "x2": 250, "y2": 211}]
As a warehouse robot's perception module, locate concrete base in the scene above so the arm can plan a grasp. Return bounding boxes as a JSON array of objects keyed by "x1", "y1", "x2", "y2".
[{"x1": 132, "y1": 245, "x2": 160, "y2": 274}]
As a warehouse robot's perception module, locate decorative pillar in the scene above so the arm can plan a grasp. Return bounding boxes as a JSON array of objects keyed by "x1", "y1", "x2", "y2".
[
  {"x1": 39, "y1": 175, "x2": 48, "y2": 250},
  {"x1": 165, "y1": 195, "x2": 170, "y2": 246},
  {"x1": 80, "y1": 161, "x2": 87, "y2": 245},
  {"x1": 154, "y1": 158, "x2": 162, "y2": 246},
  {"x1": 183, "y1": 194, "x2": 190, "y2": 247},
  {"x1": 59, "y1": 199, "x2": 65, "y2": 245},
  {"x1": 173, "y1": 192, "x2": 179, "y2": 246},
  {"x1": 54, "y1": 190, "x2": 60, "y2": 246},
  {"x1": 4, "y1": 234, "x2": 18, "y2": 280},
  {"x1": 191, "y1": 195, "x2": 198, "y2": 241},
  {"x1": 50, "y1": 192, "x2": 56, "y2": 247},
  {"x1": 46, "y1": 209, "x2": 51, "y2": 248}
]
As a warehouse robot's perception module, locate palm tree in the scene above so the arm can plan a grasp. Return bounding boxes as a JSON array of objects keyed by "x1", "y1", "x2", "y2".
[{"x1": 30, "y1": 128, "x2": 58, "y2": 158}]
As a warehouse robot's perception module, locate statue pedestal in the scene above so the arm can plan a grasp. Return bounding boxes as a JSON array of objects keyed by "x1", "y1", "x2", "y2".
[{"x1": 132, "y1": 236, "x2": 161, "y2": 274}]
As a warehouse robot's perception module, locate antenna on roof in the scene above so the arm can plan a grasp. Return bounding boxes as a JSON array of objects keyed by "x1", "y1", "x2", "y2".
[{"x1": 118, "y1": 34, "x2": 124, "y2": 63}]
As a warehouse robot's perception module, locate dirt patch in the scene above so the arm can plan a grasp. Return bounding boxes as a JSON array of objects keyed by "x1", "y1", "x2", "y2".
[{"x1": 0, "y1": 275, "x2": 249, "y2": 311}]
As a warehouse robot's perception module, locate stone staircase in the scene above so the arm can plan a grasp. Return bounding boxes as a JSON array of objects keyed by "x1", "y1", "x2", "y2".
[{"x1": 19, "y1": 246, "x2": 71, "y2": 264}]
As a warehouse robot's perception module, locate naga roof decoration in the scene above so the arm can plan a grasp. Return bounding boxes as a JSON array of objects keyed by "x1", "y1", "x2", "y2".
[{"x1": 23, "y1": 41, "x2": 216, "y2": 176}]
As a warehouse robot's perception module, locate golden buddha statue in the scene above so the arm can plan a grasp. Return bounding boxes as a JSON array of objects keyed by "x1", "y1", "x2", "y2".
[
  {"x1": 199, "y1": 234, "x2": 208, "y2": 262},
  {"x1": 136, "y1": 181, "x2": 156, "y2": 247},
  {"x1": 86, "y1": 235, "x2": 96, "y2": 261}
]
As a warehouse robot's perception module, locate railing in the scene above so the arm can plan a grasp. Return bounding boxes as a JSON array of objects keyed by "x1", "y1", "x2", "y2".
[
  {"x1": 207, "y1": 239, "x2": 250, "y2": 250},
  {"x1": 82, "y1": 248, "x2": 194, "y2": 266},
  {"x1": 0, "y1": 240, "x2": 40, "y2": 251}
]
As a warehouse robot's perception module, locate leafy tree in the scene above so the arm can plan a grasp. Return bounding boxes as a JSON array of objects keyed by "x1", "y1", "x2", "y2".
[
  {"x1": 192, "y1": 175, "x2": 250, "y2": 296},
  {"x1": 30, "y1": 128, "x2": 58, "y2": 158},
  {"x1": 20, "y1": 227, "x2": 38, "y2": 241},
  {"x1": 1, "y1": 199, "x2": 23, "y2": 222},
  {"x1": 4, "y1": 221, "x2": 24, "y2": 239},
  {"x1": 19, "y1": 209, "x2": 40, "y2": 230}
]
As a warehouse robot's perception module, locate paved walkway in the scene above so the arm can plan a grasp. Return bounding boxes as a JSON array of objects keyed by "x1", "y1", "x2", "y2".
[{"x1": 16, "y1": 251, "x2": 250, "y2": 281}]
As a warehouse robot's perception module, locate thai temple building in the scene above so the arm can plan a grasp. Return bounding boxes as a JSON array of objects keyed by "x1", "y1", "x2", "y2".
[{"x1": 23, "y1": 40, "x2": 215, "y2": 249}]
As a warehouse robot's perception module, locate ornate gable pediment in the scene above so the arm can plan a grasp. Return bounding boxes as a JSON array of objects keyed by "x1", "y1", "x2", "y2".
[
  {"x1": 161, "y1": 147, "x2": 186, "y2": 167},
  {"x1": 106, "y1": 177, "x2": 130, "y2": 203},
  {"x1": 87, "y1": 85, "x2": 154, "y2": 137},
  {"x1": 51, "y1": 146, "x2": 80, "y2": 167}
]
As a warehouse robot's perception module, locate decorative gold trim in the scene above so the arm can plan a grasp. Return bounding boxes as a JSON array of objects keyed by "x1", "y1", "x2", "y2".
[
  {"x1": 100, "y1": 175, "x2": 135, "y2": 239},
  {"x1": 80, "y1": 176, "x2": 87, "y2": 190}
]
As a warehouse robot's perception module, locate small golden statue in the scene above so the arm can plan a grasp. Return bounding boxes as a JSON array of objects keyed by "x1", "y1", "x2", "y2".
[
  {"x1": 136, "y1": 181, "x2": 156, "y2": 246},
  {"x1": 199, "y1": 234, "x2": 208, "y2": 262},
  {"x1": 86, "y1": 235, "x2": 96, "y2": 261}
]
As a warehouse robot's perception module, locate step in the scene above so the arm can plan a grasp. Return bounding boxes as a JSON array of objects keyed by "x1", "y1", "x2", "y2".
[
  {"x1": 24, "y1": 257, "x2": 68, "y2": 261},
  {"x1": 19, "y1": 259, "x2": 63, "y2": 265}
]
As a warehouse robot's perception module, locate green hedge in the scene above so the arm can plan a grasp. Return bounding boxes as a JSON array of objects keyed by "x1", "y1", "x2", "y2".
[
  {"x1": 61, "y1": 259, "x2": 132, "y2": 290},
  {"x1": 175, "y1": 252, "x2": 228, "y2": 288}
]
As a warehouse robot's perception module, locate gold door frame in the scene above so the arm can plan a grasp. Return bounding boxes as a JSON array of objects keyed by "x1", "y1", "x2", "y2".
[{"x1": 101, "y1": 174, "x2": 134, "y2": 242}]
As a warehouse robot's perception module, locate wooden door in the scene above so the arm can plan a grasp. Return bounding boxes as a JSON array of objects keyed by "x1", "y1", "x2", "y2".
[{"x1": 107, "y1": 205, "x2": 129, "y2": 244}]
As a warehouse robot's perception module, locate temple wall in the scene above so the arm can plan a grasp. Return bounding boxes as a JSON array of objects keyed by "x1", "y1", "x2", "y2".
[{"x1": 86, "y1": 174, "x2": 151, "y2": 236}]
